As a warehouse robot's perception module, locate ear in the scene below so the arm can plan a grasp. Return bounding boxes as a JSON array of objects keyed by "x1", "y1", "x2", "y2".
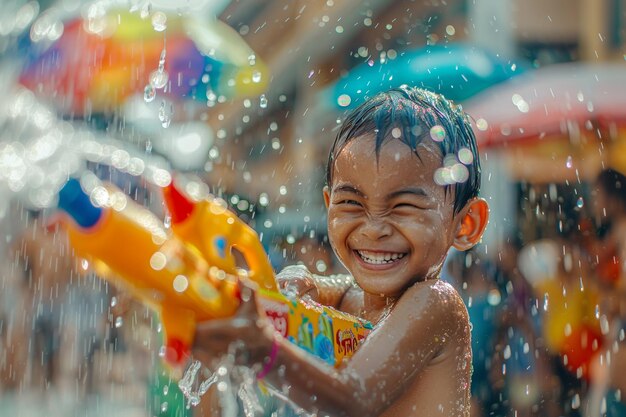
[
  {"x1": 323, "y1": 186, "x2": 331, "y2": 209},
  {"x1": 452, "y1": 198, "x2": 489, "y2": 251}
]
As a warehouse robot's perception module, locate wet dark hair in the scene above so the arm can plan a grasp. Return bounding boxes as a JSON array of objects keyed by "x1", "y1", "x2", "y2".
[
  {"x1": 596, "y1": 168, "x2": 626, "y2": 208},
  {"x1": 326, "y1": 86, "x2": 481, "y2": 215}
]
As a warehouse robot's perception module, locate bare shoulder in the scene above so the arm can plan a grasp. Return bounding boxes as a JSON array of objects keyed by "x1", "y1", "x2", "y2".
[
  {"x1": 393, "y1": 279, "x2": 469, "y2": 335},
  {"x1": 400, "y1": 279, "x2": 466, "y2": 310}
]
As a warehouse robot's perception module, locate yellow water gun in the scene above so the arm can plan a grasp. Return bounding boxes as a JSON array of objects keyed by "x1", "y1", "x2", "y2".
[{"x1": 58, "y1": 177, "x2": 370, "y2": 369}]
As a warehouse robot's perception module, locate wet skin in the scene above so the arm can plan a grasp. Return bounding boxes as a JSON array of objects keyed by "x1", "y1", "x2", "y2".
[{"x1": 194, "y1": 134, "x2": 489, "y2": 417}]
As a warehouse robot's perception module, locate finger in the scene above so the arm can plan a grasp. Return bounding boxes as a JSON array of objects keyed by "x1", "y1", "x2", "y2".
[
  {"x1": 193, "y1": 316, "x2": 252, "y2": 350},
  {"x1": 234, "y1": 278, "x2": 263, "y2": 319}
]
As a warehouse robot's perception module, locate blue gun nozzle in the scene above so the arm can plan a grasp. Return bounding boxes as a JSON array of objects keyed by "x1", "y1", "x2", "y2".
[{"x1": 58, "y1": 178, "x2": 103, "y2": 228}]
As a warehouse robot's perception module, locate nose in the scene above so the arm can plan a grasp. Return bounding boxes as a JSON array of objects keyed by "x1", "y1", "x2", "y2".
[{"x1": 359, "y1": 217, "x2": 392, "y2": 240}]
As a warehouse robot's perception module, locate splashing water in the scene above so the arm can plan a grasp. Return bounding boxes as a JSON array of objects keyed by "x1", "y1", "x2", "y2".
[
  {"x1": 144, "y1": 84, "x2": 156, "y2": 102},
  {"x1": 151, "y1": 11, "x2": 167, "y2": 32},
  {"x1": 260, "y1": 94, "x2": 268, "y2": 109},
  {"x1": 237, "y1": 370, "x2": 264, "y2": 417},
  {"x1": 150, "y1": 69, "x2": 169, "y2": 90},
  {"x1": 159, "y1": 100, "x2": 173, "y2": 128},
  {"x1": 178, "y1": 360, "x2": 218, "y2": 408}
]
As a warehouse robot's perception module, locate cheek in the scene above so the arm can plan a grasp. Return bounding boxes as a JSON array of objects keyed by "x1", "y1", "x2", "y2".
[
  {"x1": 327, "y1": 208, "x2": 356, "y2": 230},
  {"x1": 326, "y1": 211, "x2": 346, "y2": 244}
]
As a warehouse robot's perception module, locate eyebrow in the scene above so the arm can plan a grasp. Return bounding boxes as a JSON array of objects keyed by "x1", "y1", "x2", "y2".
[
  {"x1": 333, "y1": 185, "x2": 428, "y2": 199},
  {"x1": 387, "y1": 187, "x2": 428, "y2": 199},
  {"x1": 332, "y1": 184, "x2": 365, "y2": 197}
]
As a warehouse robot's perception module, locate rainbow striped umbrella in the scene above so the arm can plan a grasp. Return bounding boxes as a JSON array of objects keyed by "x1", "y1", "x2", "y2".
[{"x1": 19, "y1": 8, "x2": 268, "y2": 115}]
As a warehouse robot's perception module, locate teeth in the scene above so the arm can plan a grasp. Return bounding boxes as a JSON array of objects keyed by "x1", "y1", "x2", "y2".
[{"x1": 357, "y1": 250, "x2": 406, "y2": 264}]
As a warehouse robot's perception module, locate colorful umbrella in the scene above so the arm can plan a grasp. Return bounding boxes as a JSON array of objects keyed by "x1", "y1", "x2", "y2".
[
  {"x1": 323, "y1": 43, "x2": 525, "y2": 110},
  {"x1": 19, "y1": 8, "x2": 268, "y2": 115},
  {"x1": 464, "y1": 62, "x2": 626, "y2": 148}
]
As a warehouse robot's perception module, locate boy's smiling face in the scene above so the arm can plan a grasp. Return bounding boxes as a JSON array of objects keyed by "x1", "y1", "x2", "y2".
[{"x1": 324, "y1": 134, "x2": 462, "y2": 296}]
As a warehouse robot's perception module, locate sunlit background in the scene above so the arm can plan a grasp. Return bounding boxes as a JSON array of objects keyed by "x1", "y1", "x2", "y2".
[{"x1": 1, "y1": 0, "x2": 626, "y2": 416}]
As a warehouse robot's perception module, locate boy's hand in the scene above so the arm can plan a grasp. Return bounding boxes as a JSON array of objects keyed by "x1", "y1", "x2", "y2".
[
  {"x1": 191, "y1": 278, "x2": 275, "y2": 368},
  {"x1": 276, "y1": 265, "x2": 320, "y2": 301},
  {"x1": 277, "y1": 265, "x2": 357, "y2": 309}
]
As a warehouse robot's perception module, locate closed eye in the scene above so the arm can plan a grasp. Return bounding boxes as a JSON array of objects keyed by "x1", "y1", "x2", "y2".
[
  {"x1": 338, "y1": 199, "x2": 362, "y2": 206},
  {"x1": 393, "y1": 203, "x2": 419, "y2": 209}
]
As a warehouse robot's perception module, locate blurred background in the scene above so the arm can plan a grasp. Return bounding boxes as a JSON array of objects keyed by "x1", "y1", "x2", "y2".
[{"x1": 1, "y1": 0, "x2": 626, "y2": 416}]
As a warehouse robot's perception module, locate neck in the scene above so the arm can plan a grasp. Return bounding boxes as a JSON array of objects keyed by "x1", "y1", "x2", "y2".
[{"x1": 361, "y1": 292, "x2": 399, "y2": 324}]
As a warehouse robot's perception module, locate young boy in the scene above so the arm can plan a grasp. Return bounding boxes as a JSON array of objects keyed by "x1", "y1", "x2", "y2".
[{"x1": 193, "y1": 86, "x2": 489, "y2": 417}]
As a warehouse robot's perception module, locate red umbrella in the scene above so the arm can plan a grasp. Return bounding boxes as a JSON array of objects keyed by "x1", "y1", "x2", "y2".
[{"x1": 464, "y1": 63, "x2": 626, "y2": 148}]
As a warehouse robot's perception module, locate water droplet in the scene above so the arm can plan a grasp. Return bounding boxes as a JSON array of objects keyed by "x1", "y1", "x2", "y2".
[
  {"x1": 159, "y1": 101, "x2": 173, "y2": 128},
  {"x1": 158, "y1": 48, "x2": 166, "y2": 69},
  {"x1": 144, "y1": 84, "x2": 156, "y2": 102},
  {"x1": 252, "y1": 70, "x2": 262, "y2": 83},
  {"x1": 259, "y1": 94, "x2": 268, "y2": 108},
  {"x1": 161, "y1": 402, "x2": 169, "y2": 412},
  {"x1": 173, "y1": 275, "x2": 189, "y2": 293},
  {"x1": 430, "y1": 125, "x2": 446, "y2": 142},
  {"x1": 140, "y1": 2, "x2": 151, "y2": 19},
  {"x1": 576, "y1": 197, "x2": 584, "y2": 208},
  {"x1": 566, "y1": 156, "x2": 573, "y2": 168},
  {"x1": 503, "y1": 345, "x2": 511, "y2": 359},
  {"x1": 334, "y1": 93, "x2": 351, "y2": 107},
  {"x1": 151, "y1": 11, "x2": 167, "y2": 32},
  {"x1": 248, "y1": 54, "x2": 256, "y2": 65},
  {"x1": 163, "y1": 385, "x2": 169, "y2": 395},
  {"x1": 600, "y1": 315, "x2": 610, "y2": 335},
  {"x1": 450, "y1": 164, "x2": 469, "y2": 183},
  {"x1": 458, "y1": 147, "x2": 474, "y2": 165},
  {"x1": 115, "y1": 316, "x2": 123, "y2": 328},
  {"x1": 150, "y1": 70, "x2": 169, "y2": 89},
  {"x1": 158, "y1": 102, "x2": 165, "y2": 121}
]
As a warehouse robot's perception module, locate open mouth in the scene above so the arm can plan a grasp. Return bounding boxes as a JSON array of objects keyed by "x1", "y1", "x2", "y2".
[{"x1": 355, "y1": 250, "x2": 407, "y2": 265}]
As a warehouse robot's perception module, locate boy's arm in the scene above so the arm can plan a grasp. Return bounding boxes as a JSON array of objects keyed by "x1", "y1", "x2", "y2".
[
  {"x1": 276, "y1": 265, "x2": 355, "y2": 308},
  {"x1": 193, "y1": 279, "x2": 469, "y2": 417}
]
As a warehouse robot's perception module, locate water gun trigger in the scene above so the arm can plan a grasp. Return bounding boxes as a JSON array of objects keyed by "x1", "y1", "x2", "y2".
[{"x1": 230, "y1": 227, "x2": 276, "y2": 292}]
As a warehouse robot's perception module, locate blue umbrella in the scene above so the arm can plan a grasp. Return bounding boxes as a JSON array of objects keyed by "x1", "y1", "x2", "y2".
[{"x1": 324, "y1": 43, "x2": 526, "y2": 109}]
